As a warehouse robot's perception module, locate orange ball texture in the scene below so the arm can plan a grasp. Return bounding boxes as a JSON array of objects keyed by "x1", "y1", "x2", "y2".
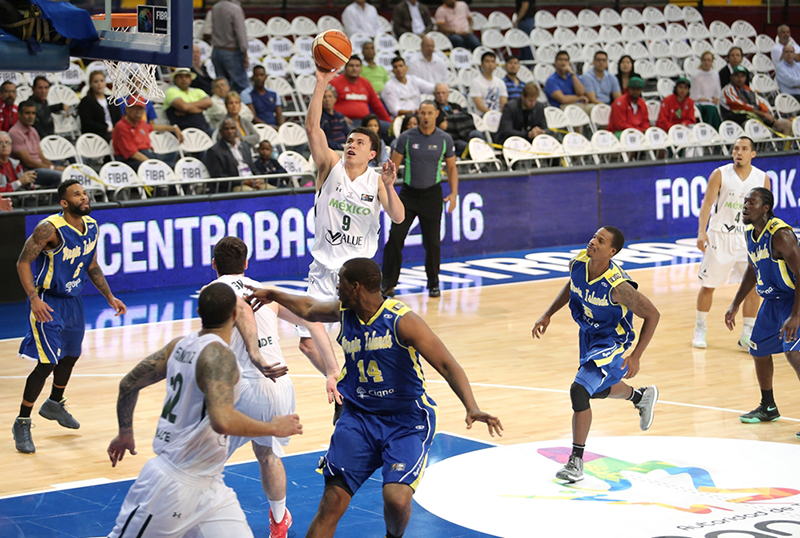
[{"x1": 313, "y1": 30, "x2": 352, "y2": 71}]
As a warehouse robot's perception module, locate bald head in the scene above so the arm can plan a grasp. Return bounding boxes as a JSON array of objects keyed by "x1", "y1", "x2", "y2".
[
  {"x1": 421, "y1": 36, "x2": 435, "y2": 59},
  {"x1": 784, "y1": 44, "x2": 796, "y2": 63},
  {"x1": 433, "y1": 83, "x2": 449, "y2": 105}
]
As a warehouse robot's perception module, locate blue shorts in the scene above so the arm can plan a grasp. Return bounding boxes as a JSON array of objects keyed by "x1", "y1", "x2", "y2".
[
  {"x1": 750, "y1": 297, "x2": 800, "y2": 357},
  {"x1": 321, "y1": 395, "x2": 438, "y2": 495},
  {"x1": 575, "y1": 331, "x2": 630, "y2": 395},
  {"x1": 19, "y1": 292, "x2": 85, "y2": 364}
]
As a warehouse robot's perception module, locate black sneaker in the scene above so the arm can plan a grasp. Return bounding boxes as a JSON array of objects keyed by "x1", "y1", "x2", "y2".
[
  {"x1": 739, "y1": 403, "x2": 780, "y2": 423},
  {"x1": 429, "y1": 287, "x2": 441, "y2": 298},
  {"x1": 13, "y1": 417, "x2": 35, "y2": 454},
  {"x1": 39, "y1": 398, "x2": 80, "y2": 429}
]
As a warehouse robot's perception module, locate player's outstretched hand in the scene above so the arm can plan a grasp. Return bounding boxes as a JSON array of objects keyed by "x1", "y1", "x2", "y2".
[
  {"x1": 621, "y1": 354, "x2": 640, "y2": 379},
  {"x1": 315, "y1": 66, "x2": 338, "y2": 83},
  {"x1": 466, "y1": 409, "x2": 503, "y2": 437},
  {"x1": 272, "y1": 414, "x2": 303, "y2": 437},
  {"x1": 244, "y1": 285, "x2": 275, "y2": 312},
  {"x1": 31, "y1": 296, "x2": 54, "y2": 323},
  {"x1": 532, "y1": 314, "x2": 550, "y2": 339},
  {"x1": 780, "y1": 314, "x2": 800, "y2": 343},
  {"x1": 327, "y1": 374, "x2": 344, "y2": 405},
  {"x1": 258, "y1": 361, "x2": 289, "y2": 381},
  {"x1": 109, "y1": 296, "x2": 127, "y2": 316},
  {"x1": 108, "y1": 432, "x2": 137, "y2": 467},
  {"x1": 724, "y1": 304, "x2": 739, "y2": 331},
  {"x1": 380, "y1": 159, "x2": 397, "y2": 189}
]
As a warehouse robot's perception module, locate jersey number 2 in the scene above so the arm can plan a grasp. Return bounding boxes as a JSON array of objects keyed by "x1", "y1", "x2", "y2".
[
  {"x1": 357, "y1": 359, "x2": 384, "y2": 383},
  {"x1": 161, "y1": 373, "x2": 184, "y2": 423}
]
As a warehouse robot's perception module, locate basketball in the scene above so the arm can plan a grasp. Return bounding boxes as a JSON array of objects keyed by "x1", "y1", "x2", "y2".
[{"x1": 313, "y1": 30, "x2": 352, "y2": 71}]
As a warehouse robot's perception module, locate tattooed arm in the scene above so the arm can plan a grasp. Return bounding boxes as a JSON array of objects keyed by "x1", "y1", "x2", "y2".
[
  {"x1": 196, "y1": 342, "x2": 302, "y2": 438},
  {"x1": 88, "y1": 251, "x2": 126, "y2": 316},
  {"x1": 612, "y1": 281, "x2": 661, "y2": 379},
  {"x1": 107, "y1": 337, "x2": 180, "y2": 466},
  {"x1": 17, "y1": 221, "x2": 58, "y2": 322}
]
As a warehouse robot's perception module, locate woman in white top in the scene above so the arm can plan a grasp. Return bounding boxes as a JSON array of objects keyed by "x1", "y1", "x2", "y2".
[{"x1": 691, "y1": 51, "x2": 722, "y2": 129}]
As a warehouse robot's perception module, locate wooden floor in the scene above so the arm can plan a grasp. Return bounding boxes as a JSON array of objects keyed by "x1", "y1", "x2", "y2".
[{"x1": 2, "y1": 262, "x2": 799, "y2": 498}]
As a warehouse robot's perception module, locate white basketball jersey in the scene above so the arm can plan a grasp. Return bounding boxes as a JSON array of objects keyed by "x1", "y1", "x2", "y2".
[
  {"x1": 708, "y1": 163, "x2": 766, "y2": 235},
  {"x1": 311, "y1": 160, "x2": 382, "y2": 269},
  {"x1": 213, "y1": 274, "x2": 286, "y2": 379},
  {"x1": 153, "y1": 332, "x2": 241, "y2": 477}
]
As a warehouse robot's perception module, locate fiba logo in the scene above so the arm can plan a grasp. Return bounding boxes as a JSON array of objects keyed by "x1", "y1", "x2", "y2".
[{"x1": 137, "y1": 8, "x2": 153, "y2": 33}]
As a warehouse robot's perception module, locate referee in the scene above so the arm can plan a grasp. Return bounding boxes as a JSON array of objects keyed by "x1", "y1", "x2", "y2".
[{"x1": 381, "y1": 100, "x2": 458, "y2": 298}]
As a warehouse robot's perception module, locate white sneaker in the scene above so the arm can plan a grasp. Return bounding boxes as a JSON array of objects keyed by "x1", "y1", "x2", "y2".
[
  {"x1": 738, "y1": 327, "x2": 753, "y2": 352},
  {"x1": 692, "y1": 322, "x2": 707, "y2": 349}
]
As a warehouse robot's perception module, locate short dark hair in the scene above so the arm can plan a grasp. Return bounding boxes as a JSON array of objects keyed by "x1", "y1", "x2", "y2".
[
  {"x1": 750, "y1": 187, "x2": 775, "y2": 218},
  {"x1": 361, "y1": 113, "x2": 380, "y2": 127},
  {"x1": 728, "y1": 46, "x2": 743, "y2": 57},
  {"x1": 213, "y1": 236, "x2": 248, "y2": 276},
  {"x1": 58, "y1": 179, "x2": 81, "y2": 200},
  {"x1": 346, "y1": 55, "x2": 362, "y2": 66},
  {"x1": 735, "y1": 135, "x2": 755, "y2": 150},
  {"x1": 18, "y1": 100, "x2": 36, "y2": 113},
  {"x1": 252, "y1": 65, "x2": 266, "y2": 74},
  {"x1": 0, "y1": 81, "x2": 14, "y2": 91},
  {"x1": 341, "y1": 258, "x2": 382, "y2": 293},
  {"x1": 400, "y1": 114, "x2": 418, "y2": 132},
  {"x1": 556, "y1": 50, "x2": 570, "y2": 61},
  {"x1": 198, "y1": 282, "x2": 237, "y2": 329},
  {"x1": 391, "y1": 56, "x2": 405, "y2": 67},
  {"x1": 33, "y1": 76, "x2": 50, "y2": 88},
  {"x1": 481, "y1": 51, "x2": 496, "y2": 63},
  {"x1": 348, "y1": 126, "x2": 380, "y2": 153},
  {"x1": 506, "y1": 55, "x2": 519, "y2": 63},
  {"x1": 602, "y1": 226, "x2": 625, "y2": 254},
  {"x1": 594, "y1": 50, "x2": 608, "y2": 61}
]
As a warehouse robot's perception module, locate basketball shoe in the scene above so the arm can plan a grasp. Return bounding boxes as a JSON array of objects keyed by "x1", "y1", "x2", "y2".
[
  {"x1": 634, "y1": 385, "x2": 659, "y2": 431},
  {"x1": 692, "y1": 321, "x2": 707, "y2": 348},
  {"x1": 555, "y1": 454, "x2": 583, "y2": 482},
  {"x1": 739, "y1": 403, "x2": 780, "y2": 423},
  {"x1": 12, "y1": 417, "x2": 35, "y2": 454},
  {"x1": 39, "y1": 398, "x2": 80, "y2": 429},
  {"x1": 269, "y1": 507, "x2": 292, "y2": 538}
]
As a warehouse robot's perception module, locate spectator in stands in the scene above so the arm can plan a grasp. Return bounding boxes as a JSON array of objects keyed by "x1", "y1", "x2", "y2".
[
  {"x1": 30, "y1": 77, "x2": 67, "y2": 139},
  {"x1": 190, "y1": 44, "x2": 214, "y2": 96},
  {"x1": 8, "y1": 101, "x2": 62, "y2": 186},
  {"x1": 164, "y1": 68, "x2": 213, "y2": 134},
  {"x1": 409, "y1": 36, "x2": 449, "y2": 86},
  {"x1": 342, "y1": 0, "x2": 382, "y2": 37},
  {"x1": 582, "y1": 50, "x2": 622, "y2": 106},
  {"x1": 721, "y1": 65, "x2": 792, "y2": 134},
  {"x1": 321, "y1": 86, "x2": 349, "y2": 151},
  {"x1": 691, "y1": 51, "x2": 722, "y2": 129},
  {"x1": 775, "y1": 44, "x2": 800, "y2": 102},
  {"x1": 0, "y1": 130, "x2": 35, "y2": 193},
  {"x1": 0, "y1": 82, "x2": 17, "y2": 132},
  {"x1": 112, "y1": 96, "x2": 181, "y2": 171},
  {"x1": 390, "y1": 113, "x2": 418, "y2": 151},
  {"x1": 470, "y1": 51, "x2": 508, "y2": 114},
  {"x1": 434, "y1": 0, "x2": 479, "y2": 51},
  {"x1": 382, "y1": 56, "x2": 436, "y2": 117},
  {"x1": 545, "y1": 50, "x2": 590, "y2": 111},
  {"x1": 208, "y1": 0, "x2": 249, "y2": 93},
  {"x1": 656, "y1": 77, "x2": 696, "y2": 132},
  {"x1": 392, "y1": 0, "x2": 433, "y2": 37},
  {"x1": 78, "y1": 70, "x2": 122, "y2": 142},
  {"x1": 252, "y1": 139, "x2": 289, "y2": 188},
  {"x1": 241, "y1": 65, "x2": 283, "y2": 127},
  {"x1": 615, "y1": 55, "x2": 640, "y2": 93},
  {"x1": 119, "y1": 96, "x2": 158, "y2": 125},
  {"x1": 607, "y1": 76, "x2": 649, "y2": 135},
  {"x1": 206, "y1": 117, "x2": 256, "y2": 191},
  {"x1": 330, "y1": 56, "x2": 392, "y2": 127},
  {"x1": 771, "y1": 24, "x2": 800, "y2": 67},
  {"x1": 515, "y1": 0, "x2": 535, "y2": 62},
  {"x1": 504, "y1": 56, "x2": 524, "y2": 101},
  {"x1": 498, "y1": 82, "x2": 546, "y2": 144},
  {"x1": 361, "y1": 114, "x2": 389, "y2": 167},
  {"x1": 433, "y1": 83, "x2": 483, "y2": 156},
  {"x1": 361, "y1": 42, "x2": 390, "y2": 95},
  {"x1": 205, "y1": 77, "x2": 231, "y2": 130},
  {"x1": 719, "y1": 46, "x2": 750, "y2": 88},
  {"x1": 224, "y1": 91, "x2": 259, "y2": 147}
]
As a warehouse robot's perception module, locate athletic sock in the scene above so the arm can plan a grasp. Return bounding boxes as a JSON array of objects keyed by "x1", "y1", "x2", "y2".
[
  {"x1": 19, "y1": 404, "x2": 32, "y2": 418},
  {"x1": 761, "y1": 389, "x2": 775, "y2": 407},
  {"x1": 571, "y1": 443, "x2": 585, "y2": 459},
  {"x1": 628, "y1": 387, "x2": 643, "y2": 405},
  {"x1": 742, "y1": 317, "x2": 755, "y2": 329},
  {"x1": 270, "y1": 498, "x2": 286, "y2": 523},
  {"x1": 49, "y1": 386, "x2": 65, "y2": 402},
  {"x1": 696, "y1": 311, "x2": 708, "y2": 324}
]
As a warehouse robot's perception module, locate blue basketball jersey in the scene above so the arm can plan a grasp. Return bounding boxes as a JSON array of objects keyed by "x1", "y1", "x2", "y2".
[
  {"x1": 568, "y1": 250, "x2": 636, "y2": 357},
  {"x1": 336, "y1": 299, "x2": 427, "y2": 414},
  {"x1": 33, "y1": 213, "x2": 98, "y2": 297},
  {"x1": 747, "y1": 217, "x2": 797, "y2": 300}
]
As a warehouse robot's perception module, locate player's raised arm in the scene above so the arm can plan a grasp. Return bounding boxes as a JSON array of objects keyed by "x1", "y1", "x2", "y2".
[
  {"x1": 196, "y1": 342, "x2": 303, "y2": 438},
  {"x1": 108, "y1": 337, "x2": 181, "y2": 466},
  {"x1": 306, "y1": 68, "x2": 342, "y2": 188},
  {"x1": 532, "y1": 281, "x2": 571, "y2": 339},
  {"x1": 245, "y1": 286, "x2": 341, "y2": 323},
  {"x1": 397, "y1": 311, "x2": 503, "y2": 437},
  {"x1": 612, "y1": 281, "x2": 661, "y2": 378}
]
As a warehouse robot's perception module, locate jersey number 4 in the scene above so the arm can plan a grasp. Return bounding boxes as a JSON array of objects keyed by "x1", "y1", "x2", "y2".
[
  {"x1": 161, "y1": 373, "x2": 184, "y2": 423},
  {"x1": 356, "y1": 359, "x2": 384, "y2": 383}
]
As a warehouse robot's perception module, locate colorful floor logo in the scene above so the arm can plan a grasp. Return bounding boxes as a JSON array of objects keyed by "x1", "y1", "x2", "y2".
[{"x1": 414, "y1": 437, "x2": 800, "y2": 537}]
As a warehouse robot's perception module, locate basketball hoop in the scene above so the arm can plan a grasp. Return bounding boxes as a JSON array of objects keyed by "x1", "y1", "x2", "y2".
[{"x1": 91, "y1": 13, "x2": 164, "y2": 106}]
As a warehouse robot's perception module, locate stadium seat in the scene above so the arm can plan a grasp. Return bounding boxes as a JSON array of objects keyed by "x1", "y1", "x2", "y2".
[
  {"x1": 40, "y1": 135, "x2": 79, "y2": 165},
  {"x1": 561, "y1": 132, "x2": 597, "y2": 166},
  {"x1": 458, "y1": 138, "x2": 502, "y2": 173},
  {"x1": 644, "y1": 126, "x2": 669, "y2": 159},
  {"x1": 591, "y1": 130, "x2": 624, "y2": 163},
  {"x1": 774, "y1": 94, "x2": 800, "y2": 118},
  {"x1": 138, "y1": 159, "x2": 183, "y2": 196},
  {"x1": 76, "y1": 133, "x2": 114, "y2": 168},
  {"x1": 174, "y1": 156, "x2": 210, "y2": 194},
  {"x1": 502, "y1": 136, "x2": 537, "y2": 169},
  {"x1": 577, "y1": 9, "x2": 601, "y2": 28},
  {"x1": 61, "y1": 163, "x2": 108, "y2": 201},
  {"x1": 99, "y1": 161, "x2": 143, "y2": 200},
  {"x1": 180, "y1": 128, "x2": 214, "y2": 155},
  {"x1": 619, "y1": 128, "x2": 647, "y2": 162}
]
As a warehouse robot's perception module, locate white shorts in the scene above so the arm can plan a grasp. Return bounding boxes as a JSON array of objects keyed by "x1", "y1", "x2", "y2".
[
  {"x1": 108, "y1": 456, "x2": 252, "y2": 538},
  {"x1": 228, "y1": 375, "x2": 296, "y2": 456},
  {"x1": 295, "y1": 259, "x2": 340, "y2": 339},
  {"x1": 698, "y1": 230, "x2": 748, "y2": 288}
]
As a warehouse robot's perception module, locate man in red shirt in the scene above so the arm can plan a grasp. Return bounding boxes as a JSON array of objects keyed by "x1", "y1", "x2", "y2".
[
  {"x1": 0, "y1": 130, "x2": 35, "y2": 193},
  {"x1": 607, "y1": 76, "x2": 649, "y2": 136},
  {"x1": 1, "y1": 82, "x2": 18, "y2": 132},
  {"x1": 329, "y1": 56, "x2": 392, "y2": 125},
  {"x1": 656, "y1": 77, "x2": 696, "y2": 132},
  {"x1": 111, "y1": 96, "x2": 181, "y2": 170}
]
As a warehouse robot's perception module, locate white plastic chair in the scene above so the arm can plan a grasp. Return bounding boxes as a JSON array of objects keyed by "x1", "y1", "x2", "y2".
[
  {"x1": 691, "y1": 39, "x2": 714, "y2": 58},
  {"x1": 644, "y1": 126, "x2": 669, "y2": 159},
  {"x1": 504, "y1": 29, "x2": 531, "y2": 51},
  {"x1": 683, "y1": 6, "x2": 704, "y2": 24},
  {"x1": 481, "y1": 29, "x2": 505, "y2": 52},
  {"x1": 180, "y1": 128, "x2": 214, "y2": 155},
  {"x1": 61, "y1": 163, "x2": 107, "y2": 200},
  {"x1": 751, "y1": 53, "x2": 775, "y2": 74},
  {"x1": 590, "y1": 104, "x2": 611, "y2": 131},
  {"x1": 709, "y1": 21, "x2": 732, "y2": 40},
  {"x1": 563, "y1": 105, "x2": 591, "y2": 132},
  {"x1": 750, "y1": 73, "x2": 779, "y2": 95},
  {"x1": 625, "y1": 42, "x2": 651, "y2": 63},
  {"x1": 471, "y1": 12, "x2": 487, "y2": 32},
  {"x1": 578, "y1": 9, "x2": 601, "y2": 28},
  {"x1": 599, "y1": 26, "x2": 623, "y2": 45},
  {"x1": 483, "y1": 110, "x2": 502, "y2": 135},
  {"x1": 265, "y1": 16, "x2": 292, "y2": 38},
  {"x1": 756, "y1": 34, "x2": 775, "y2": 54},
  {"x1": 58, "y1": 63, "x2": 87, "y2": 87},
  {"x1": 657, "y1": 78, "x2": 676, "y2": 98},
  {"x1": 487, "y1": 11, "x2": 514, "y2": 30},
  {"x1": 502, "y1": 136, "x2": 536, "y2": 169},
  {"x1": 670, "y1": 41, "x2": 693, "y2": 60},
  {"x1": 562, "y1": 132, "x2": 597, "y2": 166},
  {"x1": 644, "y1": 24, "x2": 668, "y2": 43},
  {"x1": 76, "y1": 133, "x2": 113, "y2": 164},
  {"x1": 267, "y1": 37, "x2": 293, "y2": 59},
  {"x1": 656, "y1": 58, "x2": 682, "y2": 78},
  {"x1": 278, "y1": 122, "x2": 309, "y2": 151},
  {"x1": 718, "y1": 120, "x2": 745, "y2": 148},
  {"x1": 290, "y1": 16, "x2": 318, "y2": 38},
  {"x1": 535, "y1": 44, "x2": 559, "y2": 65},
  {"x1": 636, "y1": 59, "x2": 658, "y2": 80},
  {"x1": 621, "y1": 26, "x2": 645, "y2": 44},
  {"x1": 99, "y1": 161, "x2": 143, "y2": 200},
  {"x1": 744, "y1": 118, "x2": 779, "y2": 151},
  {"x1": 775, "y1": 93, "x2": 800, "y2": 118},
  {"x1": 245, "y1": 18, "x2": 269, "y2": 39},
  {"x1": 599, "y1": 8, "x2": 622, "y2": 27},
  {"x1": 459, "y1": 138, "x2": 502, "y2": 172},
  {"x1": 450, "y1": 47, "x2": 472, "y2": 70},
  {"x1": 398, "y1": 33, "x2": 421, "y2": 54},
  {"x1": 553, "y1": 27, "x2": 577, "y2": 46},
  {"x1": 649, "y1": 41, "x2": 673, "y2": 61},
  {"x1": 149, "y1": 131, "x2": 182, "y2": 158},
  {"x1": 530, "y1": 134, "x2": 564, "y2": 167},
  {"x1": 278, "y1": 150, "x2": 314, "y2": 187},
  {"x1": 175, "y1": 156, "x2": 210, "y2": 181},
  {"x1": 253, "y1": 123, "x2": 282, "y2": 145},
  {"x1": 664, "y1": 5, "x2": 685, "y2": 23},
  {"x1": 666, "y1": 23, "x2": 688, "y2": 41},
  {"x1": 731, "y1": 20, "x2": 757, "y2": 39},
  {"x1": 619, "y1": 128, "x2": 648, "y2": 161},
  {"x1": 46, "y1": 84, "x2": 79, "y2": 107},
  {"x1": 533, "y1": 10, "x2": 557, "y2": 29},
  {"x1": 427, "y1": 31, "x2": 453, "y2": 52},
  {"x1": 668, "y1": 124, "x2": 696, "y2": 155},
  {"x1": 692, "y1": 122, "x2": 726, "y2": 155},
  {"x1": 646, "y1": 100, "x2": 661, "y2": 125},
  {"x1": 544, "y1": 107, "x2": 572, "y2": 133},
  {"x1": 316, "y1": 15, "x2": 344, "y2": 33},
  {"x1": 620, "y1": 8, "x2": 643, "y2": 26},
  {"x1": 137, "y1": 159, "x2": 182, "y2": 195},
  {"x1": 193, "y1": 19, "x2": 206, "y2": 40},
  {"x1": 556, "y1": 9, "x2": 579, "y2": 28},
  {"x1": 374, "y1": 33, "x2": 399, "y2": 54},
  {"x1": 687, "y1": 23, "x2": 710, "y2": 41},
  {"x1": 40, "y1": 135, "x2": 78, "y2": 164},
  {"x1": 683, "y1": 56, "x2": 701, "y2": 75},
  {"x1": 643, "y1": 6, "x2": 666, "y2": 25},
  {"x1": 591, "y1": 130, "x2": 624, "y2": 162},
  {"x1": 577, "y1": 27, "x2": 601, "y2": 45},
  {"x1": 292, "y1": 36, "x2": 314, "y2": 57},
  {"x1": 733, "y1": 37, "x2": 757, "y2": 56}
]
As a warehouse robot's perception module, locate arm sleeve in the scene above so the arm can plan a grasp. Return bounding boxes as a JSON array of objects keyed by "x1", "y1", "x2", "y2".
[
  {"x1": 234, "y1": 6, "x2": 248, "y2": 53},
  {"x1": 776, "y1": 65, "x2": 800, "y2": 89},
  {"x1": 607, "y1": 100, "x2": 622, "y2": 133},
  {"x1": 655, "y1": 100, "x2": 671, "y2": 131},
  {"x1": 498, "y1": 105, "x2": 527, "y2": 141},
  {"x1": 637, "y1": 101, "x2": 650, "y2": 131},
  {"x1": 444, "y1": 132, "x2": 456, "y2": 157},
  {"x1": 413, "y1": 75, "x2": 436, "y2": 95}
]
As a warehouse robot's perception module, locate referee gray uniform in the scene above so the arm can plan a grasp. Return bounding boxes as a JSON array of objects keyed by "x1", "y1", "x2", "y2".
[{"x1": 382, "y1": 126, "x2": 455, "y2": 295}]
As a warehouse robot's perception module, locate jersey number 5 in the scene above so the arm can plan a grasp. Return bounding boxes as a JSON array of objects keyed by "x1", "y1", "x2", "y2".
[
  {"x1": 161, "y1": 373, "x2": 184, "y2": 423},
  {"x1": 357, "y1": 359, "x2": 384, "y2": 383}
]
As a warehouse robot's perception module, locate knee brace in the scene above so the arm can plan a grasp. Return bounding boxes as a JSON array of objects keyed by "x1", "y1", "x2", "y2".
[
  {"x1": 591, "y1": 387, "x2": 611, "y2": 400},
  {"x1": 570, "y1": 382, "x2": 591, "y2": 413},
  {"x1": 23, "y1": 362, "x2": 56, "y2": 403},
  {"x1": 52, "y1": 355, "x2": 79, "y2": 386}
]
